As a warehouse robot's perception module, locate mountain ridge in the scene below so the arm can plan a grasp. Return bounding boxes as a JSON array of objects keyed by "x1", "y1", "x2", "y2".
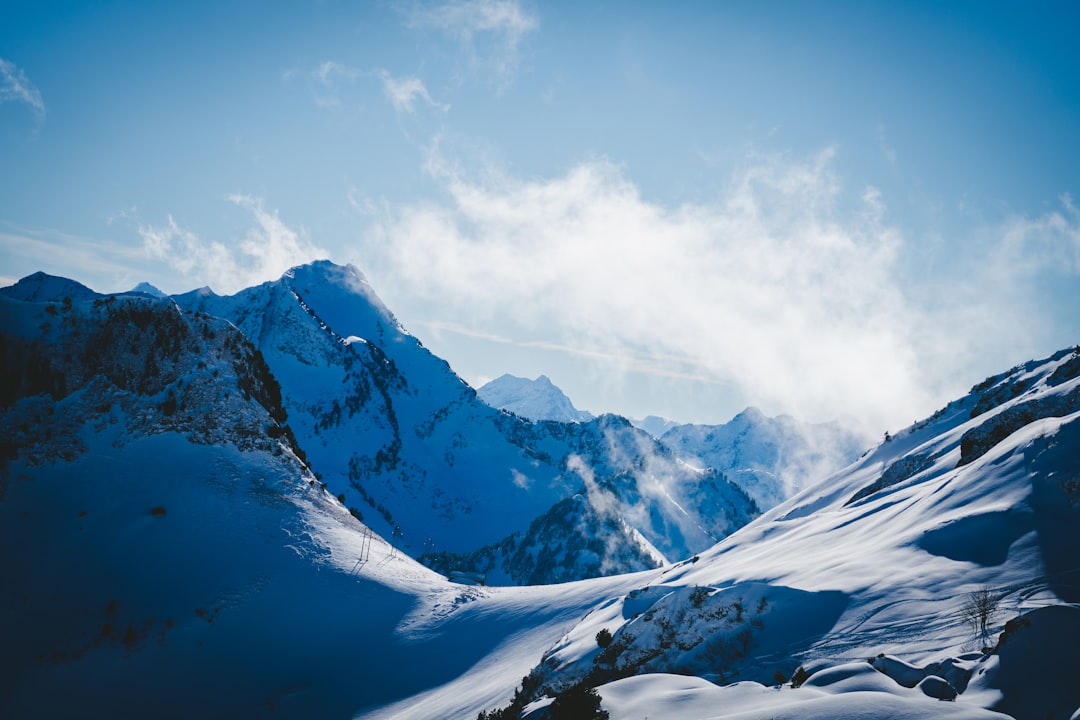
[{"x1": 3, "y1": 264, "x2": 760, "y2": 583}]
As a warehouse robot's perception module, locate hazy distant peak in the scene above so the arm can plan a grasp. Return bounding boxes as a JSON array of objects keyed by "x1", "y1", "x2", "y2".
[
  {"x1": 631, "y1": 415, "x2": 680, "y2": 438},
  {"x1": 733, "y1": 406, "x2": 767, "y2": 422},
  {"x1": 172, "y1": 286, "x2": 217, "y2": 302},
  {"x1": 478, "y1": 374, "x2": 594, "y2": 423},
  {"x1": 129, "y1": 281, "x2": 167, "y2": 298}
]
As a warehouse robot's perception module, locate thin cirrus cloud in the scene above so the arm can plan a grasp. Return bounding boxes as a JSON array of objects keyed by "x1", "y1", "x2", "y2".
[
  {"x1": 361, "y1": 147, "x2": 1051, "y2": 431},
  {"x1": 1, "y1": 226, "x2": 149, "y2": 288},
  {"x1": 140, "y1": 195, "x2": 327, "y2": 295},
  {"x1": 0, "y1": 57, "x2": 45, "y2": 119},
  {"x1": 421, "y1": 320, "x2": 720, "y2": 384},
  {"x1": 294, "y1": 61, "x2": 446, "y2": 114},
  {"x1": 403, "y1": 0, "x2": 539, "y2": 84}
]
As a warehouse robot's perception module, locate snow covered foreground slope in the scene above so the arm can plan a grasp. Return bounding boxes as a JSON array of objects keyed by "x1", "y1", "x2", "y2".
[{"x1": 458, "y1": 346, "x2": 1079, "y2": 720}]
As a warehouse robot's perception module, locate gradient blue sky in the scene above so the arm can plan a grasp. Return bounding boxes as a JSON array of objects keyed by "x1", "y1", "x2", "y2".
[{"x1": 2, "y1": 1, "x2": 1079, "y2": 431}]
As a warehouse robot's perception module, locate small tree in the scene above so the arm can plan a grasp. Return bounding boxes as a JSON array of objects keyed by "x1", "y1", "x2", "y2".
[
  {"x1": 548, "y1": 684, "x2": 608, "y2": 720},
  {"x1": 595, "y1": 628, "x2": 613, "y2": 648},
  {"x1": 962, "y1": 586, "x2": 1000, "y2": 642}
]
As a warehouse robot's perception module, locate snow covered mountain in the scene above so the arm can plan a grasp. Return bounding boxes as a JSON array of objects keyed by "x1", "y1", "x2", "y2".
[
  {"x1": 4, "y1": 264, "x2": 759, "y2": 585},
  {"x1": 478, "y1": 373, "x2": 594, "y2": 423},
  {"x1": 660, "y1": 407, "x2": 870, "y2": 509}
]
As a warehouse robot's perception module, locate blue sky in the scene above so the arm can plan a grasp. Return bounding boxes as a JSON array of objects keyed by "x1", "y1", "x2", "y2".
[{"x1": 2, "y1": 1, "x2": 1079, "y2": 431}]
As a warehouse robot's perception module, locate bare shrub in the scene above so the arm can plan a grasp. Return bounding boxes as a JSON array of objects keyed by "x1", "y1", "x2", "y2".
[{"x1": 962, "y1": 586, "x2": 1000, "y2": 642}]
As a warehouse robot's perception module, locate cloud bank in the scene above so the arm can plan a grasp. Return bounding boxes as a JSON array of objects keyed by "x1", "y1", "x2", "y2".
[{"x1": 362, "y1": 149, "x2": 1064, "y2": 432}]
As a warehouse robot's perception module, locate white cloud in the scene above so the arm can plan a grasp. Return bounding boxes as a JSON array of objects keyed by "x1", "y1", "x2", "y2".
[
  {"x1": 363, "y1": 148, "x2": 1061, "y2": 432},
  {"x1": 995, "y1": 194, "x2": 1080, "y2": 276},
  {"x1": 405, "y1": 0, "x2": 539, "y2": 85},
  {"x1": 0, "y1": 58, "x2": 45, "y2": 119},
  {"x1": 140, "y1": 196, "x2": 326, "y2": 294},
  {"x1": 377, "y1": 70, "x2": 448, "y2": 113}
]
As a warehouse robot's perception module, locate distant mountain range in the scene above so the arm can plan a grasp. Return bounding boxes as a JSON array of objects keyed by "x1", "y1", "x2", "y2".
[{"x1": 478, "y1": 374, "x2": 869, "y2": 510}]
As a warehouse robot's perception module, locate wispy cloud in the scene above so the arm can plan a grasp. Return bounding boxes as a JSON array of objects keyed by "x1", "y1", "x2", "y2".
[
  {"x1": 377, "y1": 70, "x2": 449, "y2": 113},
  {"x1": 140, "y1": 196, "x2": 326, "y2": 294},
  {"x1": 0, "y1": 58, "x2": 45, "y2": 119},
  {"x1": 1, "y1": 226, "x2": 148, "y2": 289},
  {"x1": 995, "y1": 194, "x2": 1080, "y2": 275},
  {"x1": 363, "y1": 147, "x2": 1064, "y2": 432},
  {"x1": 423, "y1": 320, "x2": 723, "y2": 384},
  {"x1": 404, "y1": 0, "x2": 539, "y2": 86},
  {"x1": 289, "y1": 61, "x2": 446, "y2": 114}
]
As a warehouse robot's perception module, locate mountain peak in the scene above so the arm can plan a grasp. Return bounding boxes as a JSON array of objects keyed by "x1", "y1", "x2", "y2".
[
  {"x1": 172, "y1": 285, "x2": 217, "y2": 302},
  {"x1": 0, "y1": 271, "x2": 100, "y2": 302},
  {"x1": 129, "y1": 281, "x2": 167, "y2": 298},
  {"x1": 732, "y1": 406, "x2": 767, "y2": 424},
  {"x1": 478, "y1": 374, "x2": 593, "y2": 423},
  {"x1": 282, "y1": 259, "x2": 369, "y2": 288}
]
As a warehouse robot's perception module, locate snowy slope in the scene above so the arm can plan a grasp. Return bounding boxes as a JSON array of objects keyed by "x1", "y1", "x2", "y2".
[
  {"x1": 478, "y1": 373, "x2": 594, "y2": 423},
  {"x1": 0, "y1": 283, "x2": 647, "y2": 719},
  {"x1": 470, "y1": 346, "x2": 1080, "y2": 720},
  {"x1": 171, "y1": 262, "x2": 758, "y2": 578},
  {"x1": 660, "y1": 407, "x2": 870, "y2": 509},
  {"x1": 0, "y1": 287, "x2": 433, "y2": 717}
]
